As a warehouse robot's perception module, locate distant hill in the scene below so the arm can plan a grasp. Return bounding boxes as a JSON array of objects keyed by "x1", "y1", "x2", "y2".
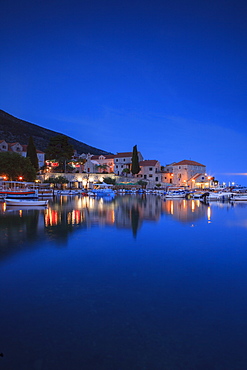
[{"x1": 0, "y1": 110, "x2": 111, "y2": 155}]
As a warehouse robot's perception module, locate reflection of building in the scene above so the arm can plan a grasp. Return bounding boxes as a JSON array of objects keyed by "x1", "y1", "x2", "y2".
[{"x1": 162, "y1": 199, "x2": 208, "y2": 223}]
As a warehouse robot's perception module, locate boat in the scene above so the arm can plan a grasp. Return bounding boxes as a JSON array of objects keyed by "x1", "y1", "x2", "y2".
[
  {"x1": 0, "y1": 190, "x2": 38, "y2": 199},
  {"x1": 89, "y1": 183, "x2": 115, "y2": 197},
  {"x1": 164, "y1": 190, "x2": 187, "y2": 198},
  {"x1": 206, "y1": 192, "x2": 233, "y2": 201},
  {"x1": 191, "y1": 191, "x2": 209, "y2": 200},
  {"x1": 5, "y1": 198, "x2": 49, "y2": 206},
  {"x1": 54, "y1": 189, "x2": 80, "y2": 196},
  {"x1": 231, "y1": 194, "x2": 247, "y2": 201},
  {"x1": 89, "y1": 189, "x2": 115, "y2": 197}
]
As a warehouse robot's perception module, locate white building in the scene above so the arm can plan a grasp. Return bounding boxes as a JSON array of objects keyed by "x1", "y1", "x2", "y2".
[
  {"x1": 172, "y1": 160, "x2": 206, "y2": 187},
  {"x1": 114, "y1": 151, "x2": 144, "y2": 175},
  {"x1": 0, "y1": 140, "x2": 45, "y2": 168}
]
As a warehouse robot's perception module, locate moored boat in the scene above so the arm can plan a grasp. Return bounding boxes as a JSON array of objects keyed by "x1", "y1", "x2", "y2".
[
  {"x1": 5, "y1": 198, "x2": 49, "y2": 206},
  {"x1": 164, "y1": 190, "x2": 186, "y2": 198},
  {"x1": 0, "y1": 190, "x2": 38, "y2": 199},
  {"x1": 231, "y1": 194, "x2": 247, "y2": 201},
  {"x1": 206, "y1": 192, "x2": 233, "y2": 201}
]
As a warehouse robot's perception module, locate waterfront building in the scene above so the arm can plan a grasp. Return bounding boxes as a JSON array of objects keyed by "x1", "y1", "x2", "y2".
[
  {"x1": 172, "y1": 159, "x2": 206, "y2": 187},
  {"x1": 137, "y1": 160, "x2": 161, "y2": 181},
  {"x1": 90, "y1": 154, "x2": 115, "y2": 173},
  {"x1": 114, "y1": 151, "x2": 144, "y2": 175},
  {"x1": 0, "y1": 140, "x2": 45, "y2": 168}
]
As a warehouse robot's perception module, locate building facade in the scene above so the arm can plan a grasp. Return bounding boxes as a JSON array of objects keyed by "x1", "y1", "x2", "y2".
[
  {"x1": 0, "y1": 140, "x2": 45, "y2": 168},
  {"x1": 114, "y1": 152, "x2": 144, "y2": 175},
  {"x1": 172, "y1": 160, "x2": 206, "y2": 187}
]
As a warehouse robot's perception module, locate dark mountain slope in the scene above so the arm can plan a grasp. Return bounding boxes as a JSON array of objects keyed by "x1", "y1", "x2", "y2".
[{"x1": 0, "y1": 110, "x2": 111, "y2": 155}]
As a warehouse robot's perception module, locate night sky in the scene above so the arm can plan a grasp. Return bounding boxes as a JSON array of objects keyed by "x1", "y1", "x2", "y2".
[{"x1": 1, "y1": 0, "x2": 247, "y2": 185}]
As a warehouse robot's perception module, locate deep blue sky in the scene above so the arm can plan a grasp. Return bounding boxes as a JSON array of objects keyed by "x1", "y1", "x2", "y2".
[{"x1": 1, "y1": 0, "x2": 247, "y2": 184}]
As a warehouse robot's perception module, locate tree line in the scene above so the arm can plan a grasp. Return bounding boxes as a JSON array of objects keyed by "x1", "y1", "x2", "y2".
[{"x1": 0, "y1": 134, "x2": 141, "y2": 182}]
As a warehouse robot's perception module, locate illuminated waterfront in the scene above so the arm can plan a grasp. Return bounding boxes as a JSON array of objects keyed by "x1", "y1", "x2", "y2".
[{"x1": 1, "y1": 195, "x2": 247, "y2": 369}]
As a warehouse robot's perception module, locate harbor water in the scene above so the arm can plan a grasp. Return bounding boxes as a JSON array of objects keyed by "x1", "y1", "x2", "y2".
[{"x1": 1, "y1": 195, "x2": 247, "y2": 369}]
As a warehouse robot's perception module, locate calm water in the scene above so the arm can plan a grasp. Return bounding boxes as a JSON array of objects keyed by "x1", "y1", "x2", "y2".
[{"x1": 1, "y1": 195, "x2": 247, "y2": 369}]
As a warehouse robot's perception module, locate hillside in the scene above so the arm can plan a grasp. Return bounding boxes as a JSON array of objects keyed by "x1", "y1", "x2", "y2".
[{"x1": 0, "y1": 110, "x2": 111, "y2": 155}]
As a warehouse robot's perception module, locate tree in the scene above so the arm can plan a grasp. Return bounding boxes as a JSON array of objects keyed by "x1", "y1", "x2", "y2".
[
  {"x1": 122, "y1": 168, "x2": 130, "y2": 176},
  {"x1": 45, "y1": 135, "x2": 74, "y2": 171},
  {"x1": 137, "y1": 180, "x2": 147, "y2": 187},
  {"x1": 103, "y1": 177, "x2": 116, "y2": 185},
  {"x1": 96, "y1": 164, "x2": 108, "y2": 173},
  {"x1": 131, "y1": 145, "x2": 141, "y2": 175},
  {"x1": 0, "y1": 152, "x2": 36, "y2": 181},
  {"x1": 26, "y1": 136, "x2": 39, "y2": 171}
]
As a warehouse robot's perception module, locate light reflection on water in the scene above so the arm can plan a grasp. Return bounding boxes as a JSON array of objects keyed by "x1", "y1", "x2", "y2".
[
  {"x1": 0, "y1": 195, "x2": 211, "y2": 251},
  {"x1": 1, "y1": 195, "x2": 247, "y2": 369}
]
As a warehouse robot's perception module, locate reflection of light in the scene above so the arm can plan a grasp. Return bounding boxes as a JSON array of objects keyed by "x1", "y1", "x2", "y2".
[
  {"x1": 207, "y1": 206, "x2": 211, "y2": 223},
  {"x1": 19, "y1": 210, "x2": 22, "y2": 217},
  {"x1": 45, "y1": 209, "x2": 59, "y2": 226},
  {"x1": 170, "y1": 201, "x2": 174, "y2": 215},
  {"x1": 191, "y1": 200, "x2": 195, "y2": 212},
  {"x1": 183, "y1": 200, "x2": 186, "y2": 208}
]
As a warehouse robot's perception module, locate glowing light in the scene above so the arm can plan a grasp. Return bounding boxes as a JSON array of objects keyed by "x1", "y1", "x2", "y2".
[
  {"x1": 170, "y1": 201, "x2": 174, "y2": 215},
  {"x1": 207, "y1": 206, "x2": 211, "y2": 222},
  {"x1": 18, "y1": 176, "x2": 23, "y2": 180},
  {"x1": 191, "y1": 200, "x2": 195, "y2": 212}
]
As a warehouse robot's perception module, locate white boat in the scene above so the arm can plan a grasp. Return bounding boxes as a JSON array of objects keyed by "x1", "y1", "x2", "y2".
[
  {"x1": 207, "y1": 192, "x2": 233, "y2": 201},
  {"x1": 231, "y1": 194, "x2": 247, "y2": 201},
  {"x1": 5, "y1": 198, "x2": 49, "y2": 206},
  {"x1": 165, "y1": 190, "x2": 186, "y2": 198},
  {"x1": 54, "y1": 189, "x2": 80, "y2": 195}
]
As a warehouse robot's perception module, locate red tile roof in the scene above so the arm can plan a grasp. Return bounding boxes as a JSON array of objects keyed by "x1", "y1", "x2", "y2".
[
  {"x1": 114, "y1": 152, "x2": 133, "y2": 158},
  {"x1": 91, "y1": 154, "x2": 115, "y2": 160},
  {"x1": 139, "y1": 160, "x2": 159, "y2": 166},
  {"x1": 173, "y1": 160, "x2": 205, "y2": 167}
]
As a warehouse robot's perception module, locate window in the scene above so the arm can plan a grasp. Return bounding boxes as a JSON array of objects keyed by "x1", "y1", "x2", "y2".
[
  {"x1": 116, "y1": 165, "x2": 118, "y2": 168},
  {"x1": 123, "y1": 159, "x2": 125, "y2": 162},
  {"x1": 116, "y1": 159, "x2": 118, "y2": 162},
  {"x1": 149, "y1": 167, "x2": 153, "y2": 171},
  {"x1": 155, "y1": 177, "x2": 158, "y2": 181},
  {"x1": 121, "y1": 165, "x2": 123, "y2": 168},
  {"x1": 149, "y1": 174, "x2": 153, "y2": 177},
  {"x1": 144, "y1": 175, "x2": 147, "y2": 179}
]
